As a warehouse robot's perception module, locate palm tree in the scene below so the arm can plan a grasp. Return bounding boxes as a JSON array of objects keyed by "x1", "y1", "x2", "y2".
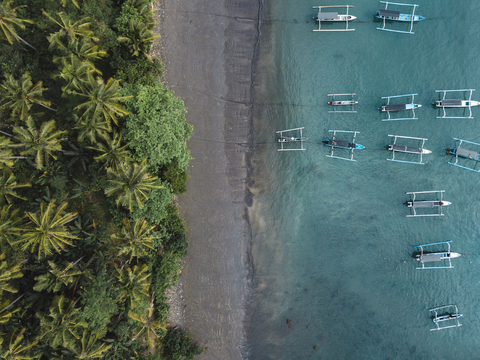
[
  {"x1": 33, "y1": 259, "x2": 86, "y2": 293},
  {"x1": 74, "y1": 114, "x2": 110, "y2": 144},
  {"x1": 0, "y1": 327, "x2": 39, "y2": 360},
  {"x1": 64, "y1": 329, "x2": 112, "y2": 359},
  {"x1": 88, "y1": 131, "x2": 131, "y2": 169},
  {"x1": 53, "y1": 37, "x2": 106, "y2": 67},
  {"x1": 0, "y1": 72, "x2": 54, "y2": 121},
  {"x1": 117, "y1": 19, "x2": 160, "y2": 61},
  {"x1": 59, "y1": 0, "x2": 80, "y2": 9},
  {"x1": 14, "y1": 200, "x2": 78, "y2": 258},
  {"x1": 0, "y1": 168, "x2": 31, "y2": 205},
  {"x1": 105, "y1": 158, "x2": 163, "y2": 212},
  {"x1": 0, "y1": 205, "x2": 22, "y2": 251},
  {"x1": 0, "y1": 253, "x2": 22, "y2": 296},
  {"x1": 114, "y1": 263, "x2": 149, "y2": 309},
  {"x1": 112, "y1": 218, "x2": 156, "y2": 261},
  {"x1": 53, "y1": 54, "x2": 102, "y2": 94},
  {"x1": 128, "y1": 294, "x2": 163, "y2": 348},
  {"x1": 0, "y1": 0, "x2": 35, "y2": 49},
  {"x1": 0, "y1": 297, "x2": 21, "y2": 325},
  {"x1": 43, "y1": 11, "x2": 97, "y2": 51},
  {"x1": 0, "y1": 136, "x2": 19, "y2": 168},
  {"x1": 37, "y1": 295, "x2": 87, "y2": 348},
  {"x1": 12, "y1": 117, "x2": 66, "y2": 170},
  {"x1": 72, "y1": 78, "x2": 131, "y2": 126}
]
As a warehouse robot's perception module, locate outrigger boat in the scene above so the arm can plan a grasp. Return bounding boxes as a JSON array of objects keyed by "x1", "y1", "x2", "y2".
[
  {"x1": 447, "y1": 138, "x2": 480, "y2": 173},
  {"x1": 276, "y1": 128, "x2": 306, "y2": 151},
  {"x1": 414, "y1": 241, "x2": 461, "y2": 270},
  {"x1": 375, "y1": 2, "x2": 424, "y2": 34},
  {"x1": 327, "y1": 93, "x2": 357, "y2": 113},
  {"x1": 435, "y1": 89, "x2": 480, "y2": 119},
  {"x1": 387, "y1": 135, "x2": 430, "y2": 165},
  {"x1": 380, "y1": 93, "x2": 421, "y2": 121},
  {"x1": 429, "y1": 305, "x2": 463, "y2": 331},
  {"x1": 405, "y1": 190, "x2": 451, "y2": 217},
  {"x1": 323, "y1": 130, "x2": 364, "y2": 162},
  {"x1": 313, "y1": 5, "x2": 356, "y2": 32}
]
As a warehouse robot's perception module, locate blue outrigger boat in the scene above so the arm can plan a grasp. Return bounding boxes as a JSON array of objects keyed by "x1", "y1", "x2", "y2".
[
  {"x1": 375, "y1": 2, "x2": 424, "y2": 34},
  {"x1": 324, "y1": 130, "x2": 364, "y2": 162},
  {"x1": 446, "y1": 138, "x2": 480, "y2": 173}
]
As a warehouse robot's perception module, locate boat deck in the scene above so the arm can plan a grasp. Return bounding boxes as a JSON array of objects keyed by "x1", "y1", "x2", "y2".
[
  {"x1": 389, "y1": 144, "x2": 422, "y2": 154},
  {"x1": 327, "y1": 139, "x2": 355, "y2": 149},
  {"x1": 456, "y1": 147, "x2": 478, "y2": 159},
  {"x1": 419, "y1": 252, "x2": 451, "y2": 263}
]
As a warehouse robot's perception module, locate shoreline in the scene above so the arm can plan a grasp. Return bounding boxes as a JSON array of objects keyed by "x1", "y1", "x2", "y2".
[{"x1": 155, "y1": 0, "x2": 261, "y2": 359}]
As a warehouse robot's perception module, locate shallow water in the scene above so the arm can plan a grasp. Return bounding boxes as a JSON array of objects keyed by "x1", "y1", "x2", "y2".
[{"x1": 247, "y1": 1, "x2": 480, "y2": 359}]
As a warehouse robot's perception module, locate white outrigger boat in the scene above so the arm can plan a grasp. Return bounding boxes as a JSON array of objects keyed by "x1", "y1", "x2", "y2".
[
  {"x1": 429, "y1": 305, "x2": 463, "y2": 331},
  {"x1": 405, "y1": 190, "x2": 451, "y2": 217},
  {"x1": 435, "y1": 89, "x2": 480, "y2": 118},
  {"x1": 327, "y1": 93, "x2": 357, "y2": 113},
  {"x1": 414, "y1": 241, "x2": 461, "y2": 269},
  {"x1": 387, "y1": 135, "x2": 430, "y2": 165},
  {"x1": 276, "y1": 127, "x2": 307, "y2": 151},
  {"x1": 313, "y1": 5, "x2": 356, "y2": 32},
  {"x1": 447, "y1": 138, "x2": 480, "y2": 173},
  {"x1": 324, "y1": 130, "x2": 364, "y2": 162},
  {"x1": 375, "y1": 2, "x2": 424, "y2": 34},
  {"x1": 380, "y1": 93, "x2": 421, "y2": 121}
]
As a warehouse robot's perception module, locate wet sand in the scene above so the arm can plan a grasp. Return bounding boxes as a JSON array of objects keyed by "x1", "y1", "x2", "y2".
[{"x1": 155, "y1": 0, "x2": 260, "y2": 359}]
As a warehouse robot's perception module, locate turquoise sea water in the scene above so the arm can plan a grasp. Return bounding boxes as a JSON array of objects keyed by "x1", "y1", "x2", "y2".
[{"x1": 247, "y1": 1, "x2": 480, "y2": 359}]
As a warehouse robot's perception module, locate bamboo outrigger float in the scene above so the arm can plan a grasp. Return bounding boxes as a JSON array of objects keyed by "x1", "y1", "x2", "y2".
[
  {"x1": 276, "y1": 128, "x2": 307, "y2": 151},
  {"x1": 380, "y1": 93, "x2": 421, "y2": 121},
  {"x1": 435, "y1": 89, "x2": 480, "y2": 119},
  {"x1": 447, "y1": 138, "x2": 480, "y2": 173},
  {"x1": 375, "y1": 1, "x2": 424, "y2": 34},
  {"x1": 313, "y1": 5, "x2": 356, "y2": 32},
  {"x1": 405, "y1": 190, "x2": 451, "y2": 217},
  {"x1": 429, "y1": 305, "x2": 463, "y2": 331},
  {"x1": 386, "y1": 135, "x2": 430, "y2": 165},
  {"x1": 414, "y1": 241, "x2": 461, "y2": 269},
  {"x1": 323, "y1": 130, "x2": 364, "y2": 162},
  {"x1": 327, "y1": 93, "x2": 357, "y2": 113}
]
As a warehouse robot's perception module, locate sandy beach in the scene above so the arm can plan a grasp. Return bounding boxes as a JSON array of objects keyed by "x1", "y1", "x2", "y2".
[{"x1": 155, "y1": 0, "x2": 261, "y2": 359}]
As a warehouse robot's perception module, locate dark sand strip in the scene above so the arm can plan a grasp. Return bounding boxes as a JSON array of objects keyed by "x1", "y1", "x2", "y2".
[{"x1": 157, "y1": 0, "x2": 260, "y2": 359}]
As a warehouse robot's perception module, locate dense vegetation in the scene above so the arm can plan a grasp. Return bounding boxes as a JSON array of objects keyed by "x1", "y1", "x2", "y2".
[{"x1": 0, "y1": 0, "x2": 203, "y2": 358}]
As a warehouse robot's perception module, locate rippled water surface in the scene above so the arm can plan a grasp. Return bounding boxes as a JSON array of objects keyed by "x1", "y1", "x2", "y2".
[{"x1": 248, "y1": 1, "x2": 480, "y2": 359}]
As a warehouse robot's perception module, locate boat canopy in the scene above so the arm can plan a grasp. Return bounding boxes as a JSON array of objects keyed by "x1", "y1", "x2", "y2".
[
  {"x1": 441, "y1": 99, "x2": 462, "y2": 106},
  {"x1": 317, "y1": 12, "x2": 338, "y2": 20},
  {"x1": 385, "y1": 104, "x2": 407, "y2": 111},
  {"x1": 390, "y1": 144, "x2": 421, "y2": 153},
  {"x1": 378, "y1": 9, "x2": 400, "y2": 18},
  {"x1": 456, "y1": 147, "x2": 478, "y2": 159}
]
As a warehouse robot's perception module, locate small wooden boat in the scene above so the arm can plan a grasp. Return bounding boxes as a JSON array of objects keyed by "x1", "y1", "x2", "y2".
[
  {"x1": 374, "y1": 9, "x2": 424, "y2": 22},
  {"x1": 381, "y1": 103, "x2": 421, "y2": 112},
  {"x1": 328, "y1": 100, "x2": 358, "y2": 106},
  {"x1": 316, "y1": 13, "x2": 357, "y2": 22},
  {"x1": 435, "y1": 99, "x2": 480, "y2": 108},
  {"x1": 388, "y1": 144, "x2": 431, "y2": 155},
  {"x1": 323, "y1": 139, "x2": 364, "y2": 150}
]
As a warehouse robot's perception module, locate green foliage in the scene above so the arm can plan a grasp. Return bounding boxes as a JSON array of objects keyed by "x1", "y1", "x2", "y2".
[
  {"x1": 131, "y1": 179, "x2": 172, "y2": 225},
  {"x1": 162, "y1": 328, "x2": 203, "y2": 360},
  {"x1": 161, "y1": 204, "x2": 188, "y2": 257},
  {"x1": 111, "y1": 54, "x2": 163, "y2": 86},
  {"x1": 161, "y1": 161, "x2": 189, "y2": 195},
  {"x1": 121, "y1": 83, "x2": 192, "y2": 172},
  {"x1": 78, "y1": 268, "x2": 118, "y2": 338}
]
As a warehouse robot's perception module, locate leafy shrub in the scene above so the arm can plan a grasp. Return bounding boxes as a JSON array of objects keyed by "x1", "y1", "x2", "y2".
[
  {"x1": 79, "y1": 268, "x2": 119, "y2": 338},
  {"x1": 161, "y1": 204, "x2": 189, "y2": 257},
  {"x1": 161, "y1": 161, "x2": 189, "y2": 195},
  {"x1": 162, "y1": 328, "x2": 203, "y2": 360},
  {"x1": 131, "y1": 179, "x2": 172, "y2": 225},
  {"x1": 121, "y1": 83, "x2": 192, "y2": 173}
]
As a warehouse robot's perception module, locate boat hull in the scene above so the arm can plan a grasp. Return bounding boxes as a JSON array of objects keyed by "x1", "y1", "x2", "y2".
[
  {"x1": 436, "y1": 100, "x2": 480, "y2": 108},
  {"x1": 316, "y1": 15, "x2": 357, "y2": 22},
  {"x1": 375, "y1": 12, "x2": 425, "y2": 22},
  {"x1": 323, "y1": 140, "x2": 364, "y2": 150},
  {"x1": 328, "y1": 100, "x2": 358, "y2": 106}
]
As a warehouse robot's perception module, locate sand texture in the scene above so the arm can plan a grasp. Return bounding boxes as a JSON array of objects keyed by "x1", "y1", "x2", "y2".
[{"x1": 157, "y1": 0, "x2": 260, "y2": 359}]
